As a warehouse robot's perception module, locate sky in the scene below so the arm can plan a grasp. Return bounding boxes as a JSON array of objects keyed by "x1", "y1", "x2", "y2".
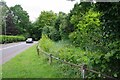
[{"x1": 4, "y1": 0, "x2": 80, "y2": 22}]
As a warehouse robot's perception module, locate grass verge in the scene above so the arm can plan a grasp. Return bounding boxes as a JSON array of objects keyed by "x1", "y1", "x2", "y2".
[{"x1": 2, "y1": 44, "x2": 63, "y2": 78}]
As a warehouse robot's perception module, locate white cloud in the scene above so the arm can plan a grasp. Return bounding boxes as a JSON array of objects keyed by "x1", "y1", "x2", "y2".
[{"x1": 4, "y1": 0, "x2": 79, "y2": 22}]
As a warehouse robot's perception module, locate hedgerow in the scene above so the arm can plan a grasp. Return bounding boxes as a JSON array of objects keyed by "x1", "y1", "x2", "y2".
[
  {"x1": 39, "y1": 34, "x2": 120, "y2": 78},
  {"x1": 0, "y1": 35, "x2": 25, "y2": 44}
]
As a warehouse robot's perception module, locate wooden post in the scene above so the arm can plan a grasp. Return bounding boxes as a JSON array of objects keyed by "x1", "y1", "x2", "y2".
[
  {"x1": 81, "y1": 64, "x2": 87, "y2": 79},
  {"x1": 36, "y1": 45, "x2": 39, "y2": 56},
  {"x1": 81, "y1": 65, "x2": 84, "y2": 79},
  {"x1": 37, "y1": 48, "x2": 39, "y2": 56},
  {"x1": 49, "y1": 54, "x2": 52, "y2": 65}
]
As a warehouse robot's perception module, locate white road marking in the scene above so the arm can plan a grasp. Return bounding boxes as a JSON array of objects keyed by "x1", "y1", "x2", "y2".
[{"x1": 0, "y1": 43, "x2": 25, "y2": 51}]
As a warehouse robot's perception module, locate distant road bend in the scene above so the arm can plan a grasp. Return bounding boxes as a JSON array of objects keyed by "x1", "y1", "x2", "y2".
[{"x1": 0, "y1": 41, "x2": 38, "y2": 64}]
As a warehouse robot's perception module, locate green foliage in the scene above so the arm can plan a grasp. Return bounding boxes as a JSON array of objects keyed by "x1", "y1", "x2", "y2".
[
  {"x1": 31, "y1": 21, "x2": 42, "y2": 40},
  {"x1": 10, "y1": 5, "x2": 31, "y2": 36},
  {"x1": 0, "y1": 35, "x2": 25, "y2": 44},
  {"x1": 69, "y1": 2, "x2": 120, "y2": 78},
  {"x1": 39, "y1": 35, "x2": 105, "y2": 78},
  {"x1": 38, "y1": 11, "x2": 57, "y2": 27},
  {"x1": 38, "y1": 2, "x2": 120, "y2": 78},
  {"x1": 56, "y1": 12, "x2": 70, "y2": 39},
  {"x1": 0, "y1": 1, "x2": 8, "y2": 35},
  {"x1": 34, "y1": 11, "x2": 59, "y2": 41},
  {"x1": 70, "y1": 8, "x2": 102, "y2": 50},
  {"x1": 39, "y1": 34, "x2": 55, "y2": 52},
  {"x1": 35, "y1": 11, "x2": 75, "y2": 41},
  {"x1": 96, "y1": 3, "x2": 120, "y2": 40},
  {"x1": 48, "y1": 28, "x2": 61, "y2": 41}
]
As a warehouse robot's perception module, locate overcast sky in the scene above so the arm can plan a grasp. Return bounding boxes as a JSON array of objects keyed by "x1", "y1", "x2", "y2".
[{"x1": 4, "y1": 0, "x2": 80, "y2": 22}]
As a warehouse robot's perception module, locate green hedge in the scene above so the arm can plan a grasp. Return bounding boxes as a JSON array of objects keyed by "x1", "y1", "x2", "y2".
[{"x1": 0, "y1": 35, "x2": 25, "y2": 44}]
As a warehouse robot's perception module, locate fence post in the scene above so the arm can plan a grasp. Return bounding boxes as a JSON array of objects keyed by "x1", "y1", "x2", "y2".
[
  {"x1": 81, "y1": 64, "x2": 87, "y2": 79},
  {"x1": 36, "y1": 45, "x2": 39, "y2": 56},
  {"x1": 49, "y1": 54, "x2": 52, "y2": 65}
]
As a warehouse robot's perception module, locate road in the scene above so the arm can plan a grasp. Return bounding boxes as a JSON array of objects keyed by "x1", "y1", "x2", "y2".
[{"x1": 0, "y1": 41, "x2": 38, "y2": 65}]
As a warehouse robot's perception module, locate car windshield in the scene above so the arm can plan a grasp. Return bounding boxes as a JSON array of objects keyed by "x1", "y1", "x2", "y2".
[{"x1": 27, "y1": 38, "x2": 32, "y2": 40}]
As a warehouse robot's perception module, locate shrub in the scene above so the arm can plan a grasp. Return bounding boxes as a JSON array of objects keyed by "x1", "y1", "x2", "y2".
[
  {"x1": 39, "y1": 34, "x2": 120, "y2": 78},
  {"x1": 0, "y1": 35, "x2": 25, "y2": 44}
]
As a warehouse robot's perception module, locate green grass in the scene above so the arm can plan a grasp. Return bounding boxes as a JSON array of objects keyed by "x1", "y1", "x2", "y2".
[{"x1": 2, "y1": 44, "x2": 63, "y2": 78}]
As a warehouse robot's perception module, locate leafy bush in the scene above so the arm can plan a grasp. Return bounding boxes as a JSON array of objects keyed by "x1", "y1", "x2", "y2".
[
  {"x1": 39, "y1": 34, "x2": 55, "y2": 52},
  {"x1": 39, "y1": 35, "x2": 120, "y2": 78},
  {"x1": 39, "y1": 35, "x2": 90, "y2": 77},
  {"x1": 0, "y1": 35, "x2": 25, "y2": 44}
]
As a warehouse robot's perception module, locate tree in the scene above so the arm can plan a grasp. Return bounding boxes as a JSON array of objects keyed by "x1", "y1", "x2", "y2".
[
  {"x1": 55, "y1": 12, "x2": 68, "y2": 39},
  {"x1": 0, "y1": 1, "x2": 7, "y2": 35},
  {"x1": 96, "y1": 2, "x2": 120, "y2": 42},
  {"x1": 38, "y1": 11, "x2": 57, "y2": 28},
  {"x1": 68, "y1": 2, "x2": 120, "y2": 78},
  {"x1": 31, "y1": 21, "x2": 42, "y2": 40},
  {"x1": 6, "y1": 11, "x2": 19, "y2": 35},
  {"x1": 10, "y1": 5, "x2": 31, "y2": 37},
  {"x1": 95, "y1": 2, "x2": 120, "y2": 78},
  {"x1": 37, "y1": 11, "x2": 59, "y2": 41}
]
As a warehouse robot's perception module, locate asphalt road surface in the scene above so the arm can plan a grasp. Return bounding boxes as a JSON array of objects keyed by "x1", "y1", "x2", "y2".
[{"x1": 0, "y1": 41, "x2": 38, "y2": 65}]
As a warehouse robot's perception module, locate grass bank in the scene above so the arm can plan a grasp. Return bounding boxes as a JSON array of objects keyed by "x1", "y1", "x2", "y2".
[{"x1": 2, "y1": 44, "x2": 63, "y2": 78}]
